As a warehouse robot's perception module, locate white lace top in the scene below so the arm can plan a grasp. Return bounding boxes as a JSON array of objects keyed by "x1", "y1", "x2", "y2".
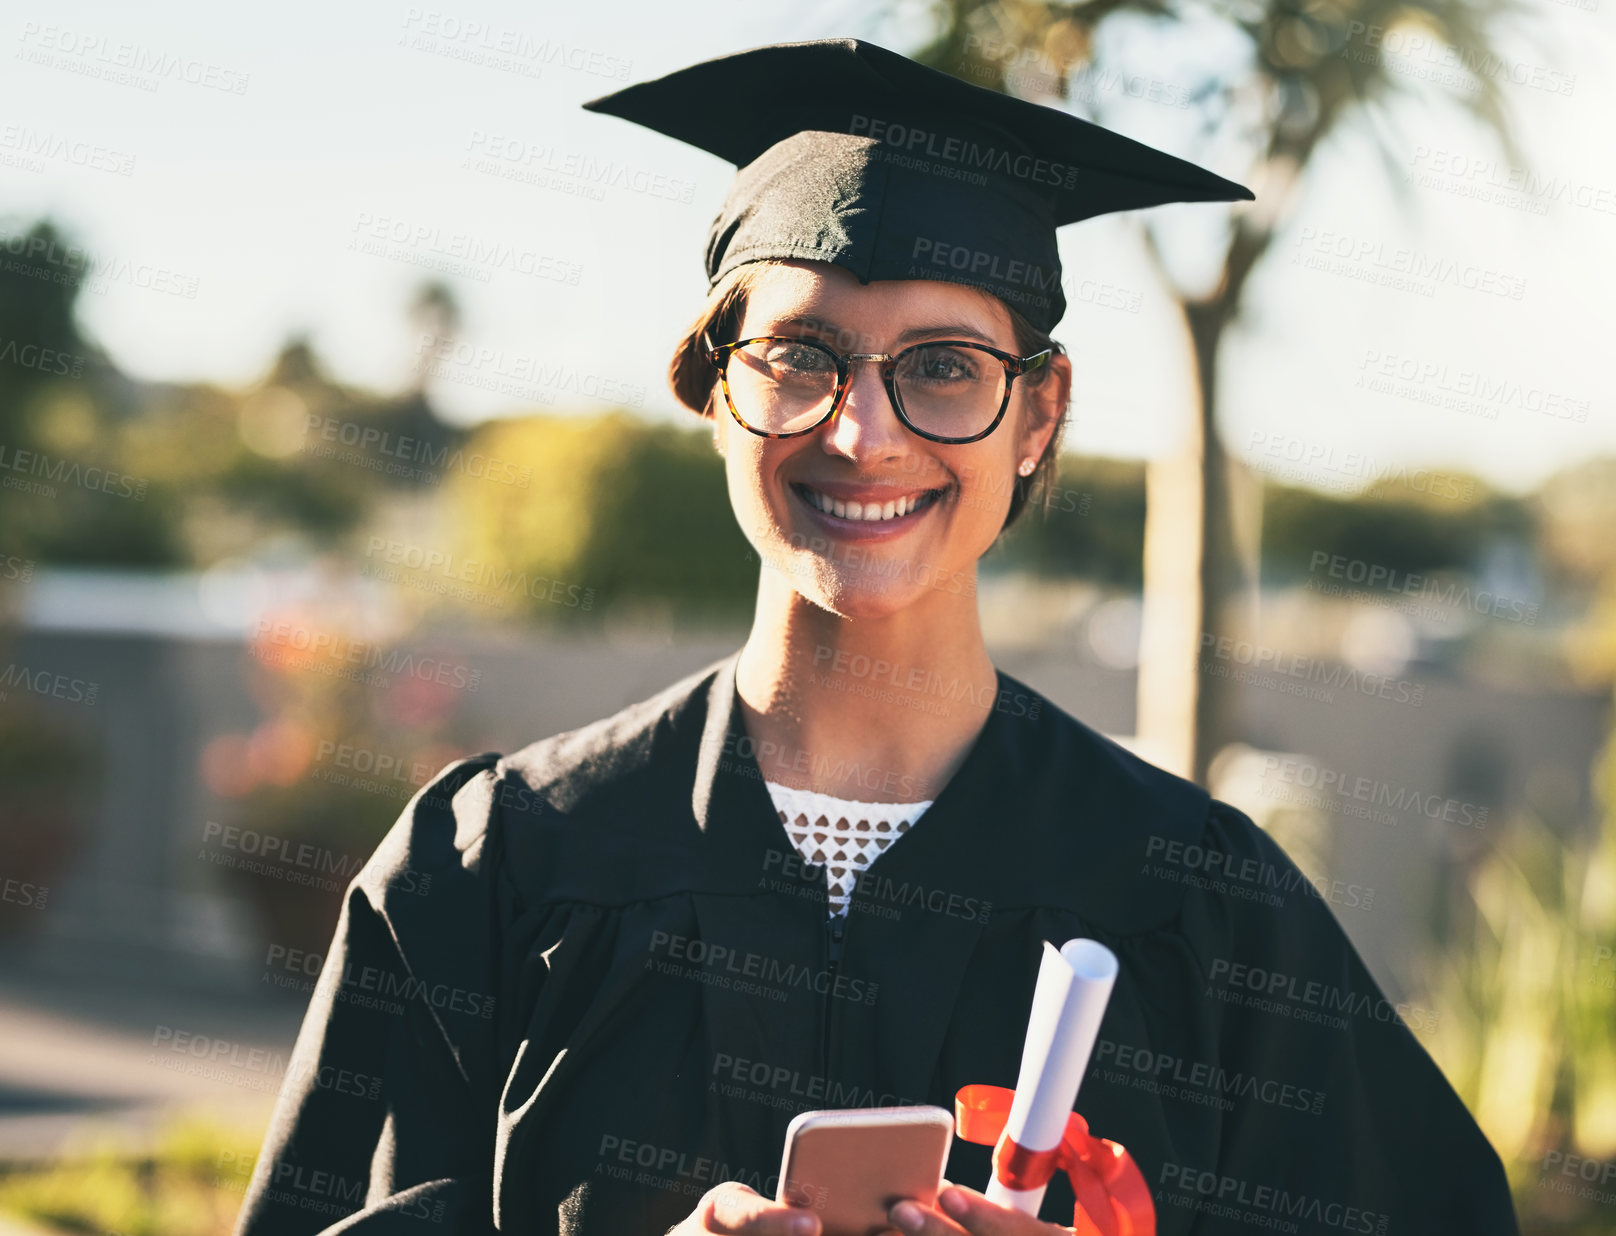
[{"x1": 763, "y1": 780, "x2": 934, "y2": 961}]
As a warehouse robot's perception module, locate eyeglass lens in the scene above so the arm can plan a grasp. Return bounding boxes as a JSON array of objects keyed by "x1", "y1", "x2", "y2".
[{"x1": 724, "y1": 340, "x2": 1009, "y2": 439}]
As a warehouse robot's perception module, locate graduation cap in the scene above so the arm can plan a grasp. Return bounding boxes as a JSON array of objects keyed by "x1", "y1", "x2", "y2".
[{"x1": 583, "y1": 38, "x2": 1254, "y2": 332}]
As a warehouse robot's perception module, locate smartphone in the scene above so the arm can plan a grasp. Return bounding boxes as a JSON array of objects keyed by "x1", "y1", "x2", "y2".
[{"x1": 775, "y1": 1105, "x2": 954, "y2": 1236}]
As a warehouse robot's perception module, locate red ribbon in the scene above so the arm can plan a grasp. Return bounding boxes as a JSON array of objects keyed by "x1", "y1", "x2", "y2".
[{"x1": 954, "y1": 1084, "x2": 1155, "y2": 1236}]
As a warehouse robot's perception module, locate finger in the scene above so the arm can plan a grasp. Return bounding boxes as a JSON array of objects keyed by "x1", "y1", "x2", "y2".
[
  {"x1": 705, "y1": 1183, "x2": 821, "y2": 1235},
  {"x1": 928, "y1": 1183, "x2": 1058, "y2": 1235},
  {"x1": 887, "y1": 1196, "x2": 969, "y2": 1236}
]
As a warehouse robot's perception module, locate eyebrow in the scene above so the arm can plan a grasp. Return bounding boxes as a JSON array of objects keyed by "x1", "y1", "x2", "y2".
[{"x1": 773, "y1": 317, "x2": 1001, "y2": 346}]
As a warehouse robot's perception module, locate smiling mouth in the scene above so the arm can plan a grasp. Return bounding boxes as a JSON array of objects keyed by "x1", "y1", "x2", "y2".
[{"x1": 790, "y1": 483, "x2": 950, "y2": 523}]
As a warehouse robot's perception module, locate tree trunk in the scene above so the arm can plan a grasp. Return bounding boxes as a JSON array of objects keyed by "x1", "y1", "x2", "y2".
[
  {"x1": 1187, "y1": 299, "x2": 1243, "y2": 787},
  {"x1": 1135, "y1": 296, "x2": 1243, "y2": 786},
  {"x1": 1135, "y1": 428, "x2": 1203, "y2": 780}
]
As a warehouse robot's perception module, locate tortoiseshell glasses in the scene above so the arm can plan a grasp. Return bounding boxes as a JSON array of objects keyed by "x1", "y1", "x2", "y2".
[{"x1": 704, "y1": 333, "x2": 1052, "y2": 445}]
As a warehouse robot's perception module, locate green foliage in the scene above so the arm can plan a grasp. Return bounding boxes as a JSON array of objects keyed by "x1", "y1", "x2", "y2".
[
  {"x1": 0, "y1": 701, "x2": 96, "y2": 787},
  {"x1": 0, "y1": 1113, "x2": 259, "y2": 1236},
  {"x1": 995, "y1": 456, "x2": 1147, "y2": 586},
  {"x1": 447, "y1": 411, "x2": 756, "y2": 623},
  {"x1": 1259, "y1": 477, "x2": 1529, "y2": 583}
]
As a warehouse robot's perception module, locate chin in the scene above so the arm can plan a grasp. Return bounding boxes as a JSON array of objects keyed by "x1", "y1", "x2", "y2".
[{"x1": 805, "y1": 580, "x2": 923, "y2": 620}]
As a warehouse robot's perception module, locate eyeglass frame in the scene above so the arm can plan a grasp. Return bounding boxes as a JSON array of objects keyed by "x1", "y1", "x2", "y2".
[{"x1": 702, "y1": 331, "x2": 1054, "y2": 446}]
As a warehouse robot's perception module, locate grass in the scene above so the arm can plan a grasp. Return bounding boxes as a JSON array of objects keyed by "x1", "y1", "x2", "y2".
[{"x1": 0, "y1": 1115, "x2": 262, "y2": 1236}]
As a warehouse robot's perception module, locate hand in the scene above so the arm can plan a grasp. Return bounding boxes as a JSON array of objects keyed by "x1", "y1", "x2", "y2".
[
  {"x1": 886, "y1": 1179, "x2": 1071, "y2": 1235},
  {"x1": 665, "y1": 1181, "x2": 822, "y2": 1235}
]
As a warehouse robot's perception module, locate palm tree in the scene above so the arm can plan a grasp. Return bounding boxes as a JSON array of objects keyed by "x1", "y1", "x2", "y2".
[{"x1": 905, "y1": 0, "x2": 1527, "y2": 782}]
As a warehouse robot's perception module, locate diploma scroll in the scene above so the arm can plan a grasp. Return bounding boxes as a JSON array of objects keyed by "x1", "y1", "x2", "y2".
[{"x1": 983, "y1": 937, "x2": 1118, "y2": 1215}]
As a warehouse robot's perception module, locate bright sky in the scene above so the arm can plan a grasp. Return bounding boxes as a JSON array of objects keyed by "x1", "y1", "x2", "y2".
[{"x1": 1, "y1": 0, "x2": 1610, "y2": 496}]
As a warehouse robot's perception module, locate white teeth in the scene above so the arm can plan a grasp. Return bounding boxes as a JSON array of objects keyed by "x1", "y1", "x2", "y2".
[{"x1": 802, "y1": 486, "x2": 934, "y2": 521}]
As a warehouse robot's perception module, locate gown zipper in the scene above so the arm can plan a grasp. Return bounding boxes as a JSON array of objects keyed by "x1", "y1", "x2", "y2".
[{"x1": 818, "y1": 888, "x2": 840, "y2": 1088}]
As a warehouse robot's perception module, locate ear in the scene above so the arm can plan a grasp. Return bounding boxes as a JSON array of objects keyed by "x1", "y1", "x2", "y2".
[
  {"x1": 1017, "y1": 351, "x2": 1070, "y2": 463},
  {"x1": 709, "y1": 401, "x2": 726, "y2": 459}
]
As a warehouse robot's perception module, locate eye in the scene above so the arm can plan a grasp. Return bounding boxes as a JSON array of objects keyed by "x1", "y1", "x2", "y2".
[
  {"x1": 761, "y1": 341, "x2": 835, "y2": 376},
  {"x1": 908, "y1": 346, "x2": 983, "y2": 384}
]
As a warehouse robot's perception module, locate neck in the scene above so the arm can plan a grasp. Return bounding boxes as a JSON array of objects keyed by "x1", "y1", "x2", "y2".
[{"x1": 733, "y1": 564, "x2": 999, "y2": 803}]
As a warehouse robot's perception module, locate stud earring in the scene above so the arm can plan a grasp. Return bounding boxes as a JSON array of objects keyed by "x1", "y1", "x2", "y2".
[{"x1": 1017, "y1": 458, "x2": 1037, "y2": 477}]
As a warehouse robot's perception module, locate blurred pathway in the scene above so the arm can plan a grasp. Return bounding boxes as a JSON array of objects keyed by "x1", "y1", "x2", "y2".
[{"x1": 0, "y1": 964, "x2": 303, "y2": 1162}]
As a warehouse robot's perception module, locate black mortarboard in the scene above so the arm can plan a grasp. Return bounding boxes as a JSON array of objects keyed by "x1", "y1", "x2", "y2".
[{"x1": 583, "y1": 38, "x2": 1254, "y2": 332}]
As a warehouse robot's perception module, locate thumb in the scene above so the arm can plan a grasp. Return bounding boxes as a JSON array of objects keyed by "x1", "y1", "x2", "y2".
[{"x1": 705, "y1": 1181, "x2": 771, "y2": 1231}]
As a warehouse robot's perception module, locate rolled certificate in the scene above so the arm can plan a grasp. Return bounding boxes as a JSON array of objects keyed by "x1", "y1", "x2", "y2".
[{"x1": 983, "y1": 937, "x2": 1119, "y2": 1215}]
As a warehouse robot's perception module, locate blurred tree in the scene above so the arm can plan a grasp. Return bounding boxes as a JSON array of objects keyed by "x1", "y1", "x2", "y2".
[
  {"x1": 1535, "y1": 458, "x2": 1616, "y2": 605},
  {"x1": 1000, "y1": 458, "x2": 1529, "y2": 590},
  {"x1": 445, "y1": 411, "x2": 756, "y2": 624},
  {"x1": 996, "y1": 456, "x2": 1148, "y2": 586},
  {"x1": 907, "y1": 0, "x2": 1524, "y2": 781},
  {"x1": 0, "y1": 218, "x2": 183, "y2": 564},
  {"x1": 1259, "y1": 475, "x2": 1529, "y2": 582},
  {"x1": 407, "y1": 279, "x2": 462, "y2": 382}
]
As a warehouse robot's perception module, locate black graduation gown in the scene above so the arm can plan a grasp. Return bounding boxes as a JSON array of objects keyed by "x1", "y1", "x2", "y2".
[{"x1": 232, "y1": 648, "x2": 1519, "y2": 1236}]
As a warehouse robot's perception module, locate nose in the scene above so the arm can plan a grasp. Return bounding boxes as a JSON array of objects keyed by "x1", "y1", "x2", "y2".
[{"x1": 821, "y1": 358, "x2": 907, "y2": 459}]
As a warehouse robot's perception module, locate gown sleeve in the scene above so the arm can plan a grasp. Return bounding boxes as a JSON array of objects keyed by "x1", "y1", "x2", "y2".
[
  {"x1": 1174, "y1": 798, "x2": 1520, "y2": 1235},
  {"x1": 232, "y1": 753, "x2": 506, "y2": 1236}
]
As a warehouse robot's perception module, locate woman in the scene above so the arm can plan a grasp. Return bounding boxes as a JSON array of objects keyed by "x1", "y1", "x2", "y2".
[{"x1": 233, "y1": 39, "x2": 1519, "y2": 1236}]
